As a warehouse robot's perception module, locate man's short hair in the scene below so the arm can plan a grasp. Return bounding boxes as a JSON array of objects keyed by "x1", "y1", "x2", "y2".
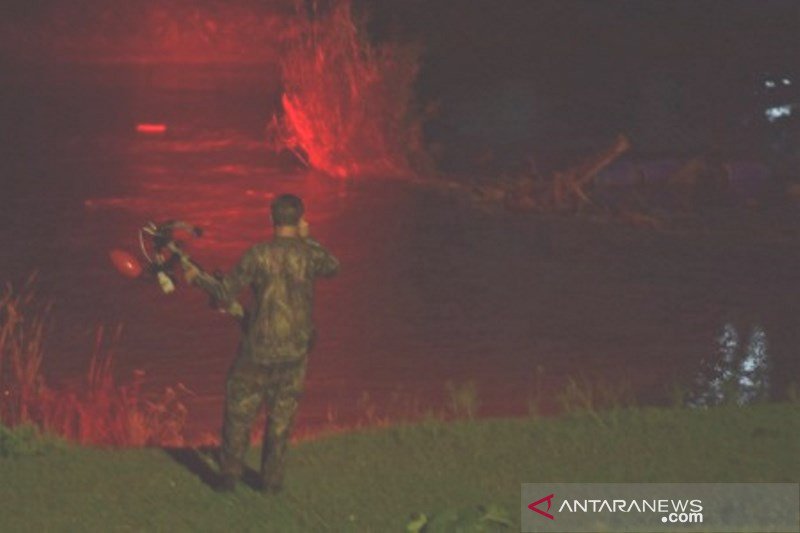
[{"x1": 271, "y1": 194, "x2": 305, "y2": 227}]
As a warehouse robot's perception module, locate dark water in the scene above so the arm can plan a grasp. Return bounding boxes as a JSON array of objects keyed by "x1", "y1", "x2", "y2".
[{"x1": 1, "y1": 65, "x2": 798, "y2": 440}]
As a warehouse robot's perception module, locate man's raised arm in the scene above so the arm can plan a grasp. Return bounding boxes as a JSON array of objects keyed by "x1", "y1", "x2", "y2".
[{"x1": 305, "y1": 238, "x2": 340, "y2": 278}]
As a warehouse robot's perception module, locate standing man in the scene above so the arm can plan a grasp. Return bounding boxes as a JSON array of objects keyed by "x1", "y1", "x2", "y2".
[{"x1": 186, "y1": 193, "x2": 339, "y2": 493}]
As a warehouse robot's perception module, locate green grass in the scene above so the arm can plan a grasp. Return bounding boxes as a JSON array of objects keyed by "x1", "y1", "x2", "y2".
[{"x1": 0, "y1": 404, "x2": 797, "y2": 532}]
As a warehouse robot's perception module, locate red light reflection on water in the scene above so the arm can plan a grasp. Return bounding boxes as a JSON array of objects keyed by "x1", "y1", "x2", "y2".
[
  {"x1": 85, "y1": 135, "x2": 348, "y2": 253},
  {"x1": 78, "y1": 132, "x2": 360, "y2": 439},
  {"x1": 136, "y1": 123, "x2": 167, "y2": 135}
]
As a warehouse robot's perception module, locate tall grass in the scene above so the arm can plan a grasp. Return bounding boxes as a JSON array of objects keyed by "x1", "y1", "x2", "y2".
[
  {"x1": 0, "y1": 278, "x2": 189, "y2": 447},
  {"x1": 445, "y1": 380, "x2": 480, "y2": 420}
]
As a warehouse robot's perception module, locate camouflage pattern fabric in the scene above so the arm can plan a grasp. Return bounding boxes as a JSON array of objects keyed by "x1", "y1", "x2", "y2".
[
  {"x1": 197, "y1": 236, "x2": 339, "y2": 364},
  {"x1": 220, "y1": 356, "x2": 307, "y2": 487},
  {"x1": 193, "y1": 235, "x2": 339, "y2": 486}
]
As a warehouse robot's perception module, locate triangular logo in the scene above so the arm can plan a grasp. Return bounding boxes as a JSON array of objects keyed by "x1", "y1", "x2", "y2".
[{"x1": 528, "y1": 493, "x2": 555, "y2": 520}]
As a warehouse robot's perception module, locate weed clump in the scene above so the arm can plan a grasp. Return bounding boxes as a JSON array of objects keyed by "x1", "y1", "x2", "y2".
[
  {"x1": 269, "y1": 0, "x2": 428, "y2": 178},
  {"x1": 1, "y1": 277, "x2": 189, "y2": 447}
]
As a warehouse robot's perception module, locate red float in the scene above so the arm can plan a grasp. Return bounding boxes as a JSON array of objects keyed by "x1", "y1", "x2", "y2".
[
  {"x1": 109, "y1": 249, "x2": 143, "y2": 278},
  {"x1": 135, "y1": 123, "x2": 167, "y2": 135}
]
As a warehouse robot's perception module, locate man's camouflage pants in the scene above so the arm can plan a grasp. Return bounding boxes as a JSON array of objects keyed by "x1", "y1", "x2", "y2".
[{"x1": 220, "y1": 356, "x2": 307, "y2": 489}]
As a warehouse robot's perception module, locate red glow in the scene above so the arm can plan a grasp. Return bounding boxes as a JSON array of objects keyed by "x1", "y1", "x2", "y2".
[
  {"x1": 270, "y1": 0, "x2": 427, "y2": 178},
  {"x1": 109, "y1": 249, "x2": 143, "y2": 278},
  {"x1": 1, "y1": 3, "x2": 290, "y2": 64},
  {"x1": 1, "y1": 285, "x2": 189, "y2": 446},
  {"x1": 136, "y1": 123, "x2": 167, "y2": 135}
]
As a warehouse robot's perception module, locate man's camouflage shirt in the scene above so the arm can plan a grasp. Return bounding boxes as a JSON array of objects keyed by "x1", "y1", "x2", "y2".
[{"x1": 197, "y1": 236, "x2": 339, "y2": 363}]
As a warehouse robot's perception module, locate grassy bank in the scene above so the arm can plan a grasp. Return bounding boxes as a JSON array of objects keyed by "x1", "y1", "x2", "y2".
[{"x1": 0, "y1": 404, "x2": 797, "y2": 531}]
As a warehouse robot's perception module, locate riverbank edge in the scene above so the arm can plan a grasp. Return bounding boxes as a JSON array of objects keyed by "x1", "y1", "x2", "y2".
[{"x1": 0, "y1": 403, "x2": 797, "y2": 531}]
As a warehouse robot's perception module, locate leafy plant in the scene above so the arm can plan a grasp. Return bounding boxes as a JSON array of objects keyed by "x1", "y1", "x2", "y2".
[
  {"x1": 686, "y1": 323, "x2": 770, "y2": 408},
  {"x1": 407, "y1": 504, "x2": 512, "y2": 532},
  {"x1": 0, "y1": 423, "x2": 63, "y2": 457}
]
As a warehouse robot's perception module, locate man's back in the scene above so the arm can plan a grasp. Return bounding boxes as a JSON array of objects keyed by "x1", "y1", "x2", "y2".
[{"x1": 206, "y1": 236, "x2": 339, "y2": 363}]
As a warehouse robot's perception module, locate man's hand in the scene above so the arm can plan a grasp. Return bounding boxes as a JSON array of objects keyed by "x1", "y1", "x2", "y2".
[{"x1": 298, "y1": 217, "x2": 310, "y2": 238}]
